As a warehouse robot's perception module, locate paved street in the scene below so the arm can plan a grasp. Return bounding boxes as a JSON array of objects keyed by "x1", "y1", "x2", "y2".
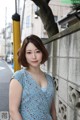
[{"x1": 0, "y1": 60, "x2": 13, "y2": 111}]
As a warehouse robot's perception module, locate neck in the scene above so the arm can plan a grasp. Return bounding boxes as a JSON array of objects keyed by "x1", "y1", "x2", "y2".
[{"x1": 27, "y1": 66, "x2": 42, "y2": 74}]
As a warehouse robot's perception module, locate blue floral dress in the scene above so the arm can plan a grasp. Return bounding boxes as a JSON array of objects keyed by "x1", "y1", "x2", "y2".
[{"x1": 12, "y1": 68, "x2": 55, "y2": 120}]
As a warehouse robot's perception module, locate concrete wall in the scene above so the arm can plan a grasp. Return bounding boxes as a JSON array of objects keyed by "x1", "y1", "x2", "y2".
[{"x1": 42, "y1": 21, "x2": 80, "y2": 120}]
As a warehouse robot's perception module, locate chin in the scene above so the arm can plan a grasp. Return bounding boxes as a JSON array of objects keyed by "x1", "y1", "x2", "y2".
[{"x1": 30, "y1": 63, "x2": 41, "y2": 68}]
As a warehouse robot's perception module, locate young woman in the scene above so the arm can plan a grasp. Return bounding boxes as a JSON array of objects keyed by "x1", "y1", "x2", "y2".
[{"x1": 9, "y1": 34, "x2": 56, "y2": 120}]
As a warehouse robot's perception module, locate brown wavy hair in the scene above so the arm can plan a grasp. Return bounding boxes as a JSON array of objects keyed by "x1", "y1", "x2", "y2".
[{"x1": 17, "y1": 34, "x2": 48, "y2": 67}]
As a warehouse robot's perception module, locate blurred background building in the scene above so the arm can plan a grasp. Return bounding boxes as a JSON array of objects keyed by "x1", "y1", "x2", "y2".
[{"x1": 0, "y1": 0, "x2": 72, "y2": 61}]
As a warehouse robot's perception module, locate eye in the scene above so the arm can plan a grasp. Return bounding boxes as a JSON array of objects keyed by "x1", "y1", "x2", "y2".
[
  {"x1": 26, "y1": 52, "x2": 31, "y2": 54},
  {"x1": 36, "y1": 50, "x2": 41, "y2": 53}
]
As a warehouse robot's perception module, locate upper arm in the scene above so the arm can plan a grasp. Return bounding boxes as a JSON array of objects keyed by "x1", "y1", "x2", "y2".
[
  {"x1": 9, "y1": 79, "x2": 22, "y2": 110},
  {"x1": 51, "y1": 99, "x2": 56, "y2": 114}
]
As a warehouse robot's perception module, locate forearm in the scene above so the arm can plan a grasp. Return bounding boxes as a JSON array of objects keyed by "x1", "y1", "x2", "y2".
[
  {"x1": 9, "y1": 109, "x2": 22, "y2": 120},
  {"x1": 51, "y1": 109, "x2": 57, "y2": 120},
  {"x1": 51, "y1": 101, "x2": 57, "y2": 120}
]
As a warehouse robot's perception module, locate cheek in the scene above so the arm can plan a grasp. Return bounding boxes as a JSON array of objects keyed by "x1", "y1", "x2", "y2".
[
  {"x1": 39, "y1": 54, "x2": 43, "y2": 60},
  {"x1": 25, "y1": 55, "x2": 30, "y2": 61}
]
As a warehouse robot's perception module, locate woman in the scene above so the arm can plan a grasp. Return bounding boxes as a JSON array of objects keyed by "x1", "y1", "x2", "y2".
[{"x1": 9, "y1": 34, "x2": 56, "y2": 120}]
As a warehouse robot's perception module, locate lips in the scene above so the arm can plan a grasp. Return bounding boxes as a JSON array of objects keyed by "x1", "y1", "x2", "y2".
[{"x1": 31, "y1": 61, "x2": 38, "y2": 62}]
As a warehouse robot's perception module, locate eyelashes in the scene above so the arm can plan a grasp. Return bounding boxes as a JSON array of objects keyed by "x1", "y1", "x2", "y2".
[
  {"x1": 26, "y1": 50, "x2": 41, "y2": 54},
  {"x1": 36, "y1": 50, "x2": 41, "y2": 53},
  {"x1": 26, "y1": 52, "x2": 31, "y2": 54}
]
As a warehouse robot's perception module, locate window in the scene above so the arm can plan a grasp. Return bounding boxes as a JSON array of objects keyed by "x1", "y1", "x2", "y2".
[{"x1": 26, "y1": 16, "x2": 31, "y2": 27}]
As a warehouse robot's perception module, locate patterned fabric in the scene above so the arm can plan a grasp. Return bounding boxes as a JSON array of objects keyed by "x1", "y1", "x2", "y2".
[{"x1": 12, "y1": 68, "x2": 55, "y2": 120}]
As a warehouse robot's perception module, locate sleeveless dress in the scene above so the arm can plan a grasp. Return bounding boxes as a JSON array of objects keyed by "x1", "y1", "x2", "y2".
[{"x1": 12, "y1": 68, "x2": 55, "y2": 120}]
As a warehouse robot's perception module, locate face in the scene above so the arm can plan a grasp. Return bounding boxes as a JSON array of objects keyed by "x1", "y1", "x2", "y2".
[{"x1": 25, "y1": 42, "x2": 42, "y2": 68}]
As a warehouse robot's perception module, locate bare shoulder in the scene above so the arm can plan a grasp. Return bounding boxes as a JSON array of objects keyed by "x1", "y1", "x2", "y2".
[{"x1": 11, "y1": 68, "x2": 25, "y2": 87}]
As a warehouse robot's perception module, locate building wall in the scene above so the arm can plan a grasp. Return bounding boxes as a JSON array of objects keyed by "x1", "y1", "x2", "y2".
[
  {"x1": 49, "y1": 0, "x2": 71, "y2": 31},
  {"x1": 21, "y1": 0, "x2": 71, "y2": 39},
  {"x1": 0, "y1": 38, "x2": 5, "y2": 59},
  {"x1": 42, "y1": 21, "x2": 80, "y2": 120}
]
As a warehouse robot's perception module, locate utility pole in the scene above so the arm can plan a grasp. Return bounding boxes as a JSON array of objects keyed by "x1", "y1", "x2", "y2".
[
  {"x1": 17, "y1": 0, "x2": 20, "y2": 13},
  {"x1": 5, "y1": 7, "x2": 7, "y2": 61},
  {"x1": 21, "y1": 0, "x2": 26, "y2": 36}
]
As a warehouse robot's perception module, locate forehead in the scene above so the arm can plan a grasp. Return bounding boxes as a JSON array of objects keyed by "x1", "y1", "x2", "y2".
[{"x1": 26, "y1": 42, "x2": 38, "y2": 50}]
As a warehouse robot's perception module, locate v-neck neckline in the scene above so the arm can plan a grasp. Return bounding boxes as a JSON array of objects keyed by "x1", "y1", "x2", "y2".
[{"x1": 24, "y1": 68, "x2": 49, "y2": 92}]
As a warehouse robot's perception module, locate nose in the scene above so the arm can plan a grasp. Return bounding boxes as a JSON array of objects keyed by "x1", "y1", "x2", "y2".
[{"x1": 32, "y1": 52, "x2": 36, "y2": 58}]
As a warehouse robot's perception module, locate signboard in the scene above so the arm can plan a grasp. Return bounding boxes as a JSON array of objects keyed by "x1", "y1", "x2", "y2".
[
  {"x1": 0, "y1": 111, "x2": 9, "y2": 120},
  {"x1": 60, "y1": 0, "x2": 80, "y2": 4}
]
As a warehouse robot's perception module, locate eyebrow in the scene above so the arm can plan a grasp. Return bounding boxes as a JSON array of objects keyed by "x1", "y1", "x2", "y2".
[
  {"x1": 26, "y1": 50, "x2": 32, "y2": 51},
  {"x1": 26, "y1": 49, "x2": 39, "y2": 51}
]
